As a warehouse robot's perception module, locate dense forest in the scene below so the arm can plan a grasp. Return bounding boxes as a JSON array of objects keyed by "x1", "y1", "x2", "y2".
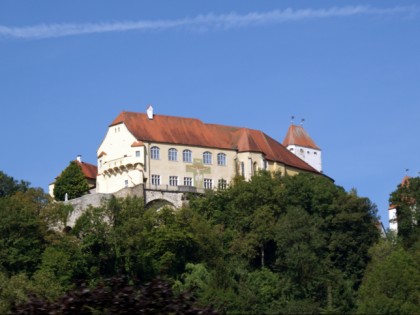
[{"x1": 0, "y1": 170, "x2": 419, "y2": 314}]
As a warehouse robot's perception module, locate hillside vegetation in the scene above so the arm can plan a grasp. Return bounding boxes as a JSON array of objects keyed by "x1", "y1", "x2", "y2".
[{"x1": 0, "y1": 170, "x2": 419, "y2": 314}]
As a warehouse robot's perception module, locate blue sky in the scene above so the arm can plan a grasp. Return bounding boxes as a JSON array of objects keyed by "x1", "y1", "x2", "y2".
[{"x1": 1, "y1": 1, "x2": 419, "y2": 228}]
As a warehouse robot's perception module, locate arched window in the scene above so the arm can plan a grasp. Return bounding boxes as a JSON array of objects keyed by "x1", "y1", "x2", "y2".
[
  {"x1": 151, "y1": 146, "x2": 160, "y2": 160},
  {"x1": 183, "y1": 149, "x2": 192, "y2": 163},
  {"x1": 217, "y1": 153, "x2": 226, "y2": 166},
  {"x1": 241, "y1": 162, "x2": 245, "y2": 176},
  {"x1": 203, "y1": 151, "x2": 212, "y2": 164},
  {"x1": 168, "y1": 148, "x2": 178, "y2": 161}
]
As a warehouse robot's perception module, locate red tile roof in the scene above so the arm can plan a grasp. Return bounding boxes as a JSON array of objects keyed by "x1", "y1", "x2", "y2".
[
  {"x1": 283, "y1": 125, "x2": 320, "y2": 150},
  {"x1": 76, "y1": 161, "x2": 97, "y2": 180},
  {"x1": 401, "y1": 175, "x2": 410, "y2": 186},
  {"x1": 389, "y1": 176, "x2": 414, "y2": 208},
  {"x1": 131, "y1": 141, "x2": 145, "y2": 147},
  {"x1": 110, "y1": 111, "x2": 320, "y2": 174}
]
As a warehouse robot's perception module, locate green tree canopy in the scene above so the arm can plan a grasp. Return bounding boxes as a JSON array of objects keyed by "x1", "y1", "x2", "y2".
[
  {"x1": 389, "y1": 176, "x2": 420, "y2": 248},
  {"x1": 0, "y1": 170, "x2": 29, "y2": 198},
  {"x1": 53, "y1": 161, "x2": 90, "y2": 201},
  {"x1": 357, "y1": 241, "x2": 420, "y2": 314},
  {"x1": 187, "y1": 172, "x2": 380, "y2": 313},
  {"x1": 0, "y1": 170, "x2": 386, "y2": 314},
  {"x1": 0, "y1": 188, "x2": 50, "y2": 275}
]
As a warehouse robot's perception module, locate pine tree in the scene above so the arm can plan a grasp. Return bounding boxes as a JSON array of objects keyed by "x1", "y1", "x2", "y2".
[{"x1": 53, "y1": 161, "x2": 90, "y2": 201}]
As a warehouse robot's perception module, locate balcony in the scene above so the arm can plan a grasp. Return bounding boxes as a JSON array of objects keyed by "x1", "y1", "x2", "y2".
[
  {"x1": 144, "y1": 183, "x2": 205, "y2": 194},
  {"x1": 101, "y1": 156, "x2": 144, "y2": 174}
]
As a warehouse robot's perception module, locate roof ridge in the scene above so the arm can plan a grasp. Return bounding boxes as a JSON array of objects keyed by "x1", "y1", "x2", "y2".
[
  {"x1": 283, "y1": 124, "x2": 320, "y2": 150},
  {"x1": 108, "y1": 110, "x2": 321, "y2": 174}
]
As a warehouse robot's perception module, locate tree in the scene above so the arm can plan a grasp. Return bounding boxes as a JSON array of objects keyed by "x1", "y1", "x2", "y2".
[
  {"x1": 389, "y1": 176, "x2": 420, "y2": 248},
  {"x1": 0, "y1": 189, "x2": 50, "y2": 275},
  {"x1": 188, "y1": 172, "x2": 379, "y2": 313},
  {"x1": 357, "y1": 241, "x2": 420, "y2": 314},
  {"x1": 53, "y1": 161, "x2": 90, "y2": 201},
  {"x1": 34, "y1": 234, "x2": 86, "y2": 291},
  {"x1": 72, "y1": 205, "x2": 116, "y2": 279},
  {"x1": 0, "y1": 272, "x2": 33, "y2": 314},
  {"x1": 0, "y1": 171, "x2": 29, "y2": 198}
]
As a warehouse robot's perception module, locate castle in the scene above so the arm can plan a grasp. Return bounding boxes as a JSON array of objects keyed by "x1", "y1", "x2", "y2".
[
  {"x1": 95, "y1": 106, "x2": 322, "y2": 195},
  {"x1": 50, "y1": 106, "x2": 324, "y2": 217}
]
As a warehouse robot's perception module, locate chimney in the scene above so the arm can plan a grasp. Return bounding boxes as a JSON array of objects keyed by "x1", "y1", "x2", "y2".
[
  {"x1": 77, "y1": 155, "x2": 82, "y2": 163},
  {"x1": 147, "y1": 105, "x2": 154, "y2": 120}
]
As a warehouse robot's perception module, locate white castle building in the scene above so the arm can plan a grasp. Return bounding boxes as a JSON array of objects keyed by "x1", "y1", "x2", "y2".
[{"x1": 94, "y1": 106, "x2": 323, "y2": 195}]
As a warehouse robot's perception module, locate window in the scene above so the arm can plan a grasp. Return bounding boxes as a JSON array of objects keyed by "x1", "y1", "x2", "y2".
[
  {"x1": 218, "y1": 179, "x2": 227, "y2": 190},
  {"x1": 183, "y1": 149, "x2": 192, "y2": 163},
  {"x1": 169, "y1": 176, "x2": 178, "y2": 186},
  {"x1": 168, "y1": 148, "x2": 178, "y2": 161},
  {"x1": 184, "y1": 177, "x2": 193, "y2": 186},
  {"x1": 203, "y1": 151, "x2": 212, "y2": 164},
  {"x1": 263, "y1": 160, "x2": 268, "y2": 170},
  {"x1": 241, "y1": 162, "x2": 245, "y2": 176},
  {"x1": 151, "y1": 146, "x2": 160, "y2": 160},
  {"x1": 124, "y1": 180, "x2": 128, "y2": 187},
  {"x1": 99, "y1": 160, "x2": 102, "y2": 168},
  {"x1": 151, "y1": 174, "x2": 160, "y2": 185},
  {"x1": 217, "y1": 153, "x2": 226, "y2": 166},
  {"x1": 204, "y1": 178, "x2": 213, "y2": 190},
  {"x1": 135, "y1": 150, "x2": 140, "y2": 157}
]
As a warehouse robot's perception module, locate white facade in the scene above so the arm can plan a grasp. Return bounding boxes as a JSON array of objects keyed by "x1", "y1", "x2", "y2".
[
  {"x1": 95, "y1": 110, "x2": 323, "y2": 195},
  {"x1": 96, "y1": 124, "x2": 145, "y2": 193},
  {"x1": 388, "y1": 207, "x2": 398, "y2": 233},
  {"x1": 96, "y1": 123, "x2": 272, "y2": 194},
  {"x1": 95, "y1": 125, "x2": 308, "y2": 194},
  {"x1": 286, "y1": 144, "x2": 322, "y2": 173}
]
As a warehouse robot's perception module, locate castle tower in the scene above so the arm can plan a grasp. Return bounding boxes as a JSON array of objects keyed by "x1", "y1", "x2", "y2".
[
  {"x1": 283, "y1": 122, "x2": 322, "y2": 172},
  {"x1": 388, "y1": 175, "x2": 411, "y2": 233}
]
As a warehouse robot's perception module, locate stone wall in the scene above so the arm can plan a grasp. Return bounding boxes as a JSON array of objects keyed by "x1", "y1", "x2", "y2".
[
  {"x1": 144, "y1": 189, "x2": 187, "y2": 208},
  {"x1": 66, "y1": 193, "x2": 113, "y2": 227},
  {"x1": 64, "y1": 184, "x2": 197, "y2": 228},
  {"x1": 65, "y1": 184, "x2": 145, "y2": 227}
]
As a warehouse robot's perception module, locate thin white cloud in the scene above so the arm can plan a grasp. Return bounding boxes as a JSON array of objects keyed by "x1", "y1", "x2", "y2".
[{"x1": 0, "y1": 5, "x2": 418, "y2": 39}]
